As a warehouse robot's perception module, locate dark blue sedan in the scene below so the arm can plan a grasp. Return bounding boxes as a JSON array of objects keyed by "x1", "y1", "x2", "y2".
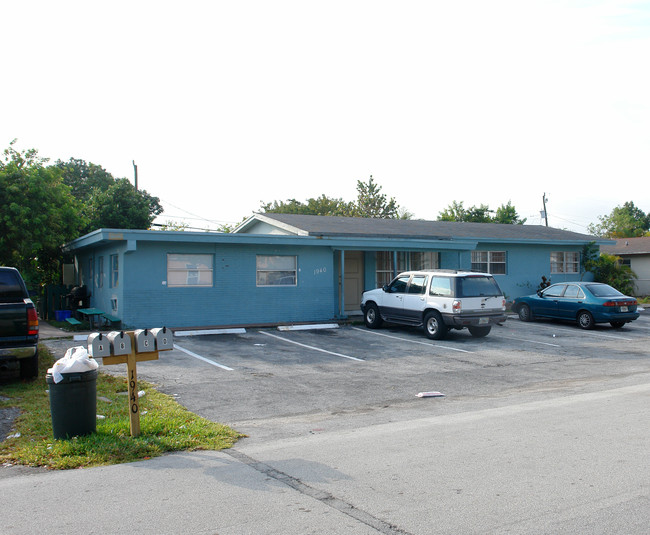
[{"x1": 513, "y1": 282, "x2": 640, "y2": 329}]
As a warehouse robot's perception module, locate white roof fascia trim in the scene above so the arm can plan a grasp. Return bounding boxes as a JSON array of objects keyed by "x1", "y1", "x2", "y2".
[{"x1": 247, "y1": 213, "x2": 309, "y2": 236}]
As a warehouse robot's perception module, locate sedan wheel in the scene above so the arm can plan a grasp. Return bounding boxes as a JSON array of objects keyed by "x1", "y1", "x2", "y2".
[
  {"x1": 424, "y1": 311, "x2": 447, "y2": 340},
  {"x1": 610, "y1": 321, "x2": 625, "y2": 329},
  {"x1": 577, "y1": 311, "x2": 595, "y2": 330},
  {"x1": 518, "y1": 304, "x2": 532, "y2": 322},
  {"x1": 364, "y1": 303, "x2": 383, "y2": 329}
]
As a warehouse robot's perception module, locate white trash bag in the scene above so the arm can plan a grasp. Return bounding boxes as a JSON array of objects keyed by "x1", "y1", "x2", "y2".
[{"x1": 47, "y1": 346, "x2": 99, "y2": 384}]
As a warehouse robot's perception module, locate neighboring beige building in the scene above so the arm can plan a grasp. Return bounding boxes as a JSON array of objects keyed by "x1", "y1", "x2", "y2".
[{"x1": 601, "y1": 237, "x2": 650, "y2": 296}]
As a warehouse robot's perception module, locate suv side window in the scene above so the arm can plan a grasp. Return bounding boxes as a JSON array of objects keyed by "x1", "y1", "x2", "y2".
[
  {"x1": 429, "y1": 276, "x2": 453, "y2": 297},
  {"x1": 408, "y1": 275, "x2": 427, "y2": 294},
  {"x1": 387, "y1": 275, "x2": 410, "y2": 293}
]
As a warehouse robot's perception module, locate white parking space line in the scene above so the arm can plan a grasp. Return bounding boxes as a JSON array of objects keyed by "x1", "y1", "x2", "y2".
[
  {"x1": 501, "y1": 335, "x2": 561, "y2": 347},
  {"x1": 352, "y1": 327, "x2": 474, "y2": 353},
  {"x1": 514, "y1": 323, "x2": 635, "y2": 341},
  {"x1": 259, "y1": 331, "x2": 364, "y2": 361},
  {"x1": 173, "y1": 344, "x2": 234, "y2": 371}
]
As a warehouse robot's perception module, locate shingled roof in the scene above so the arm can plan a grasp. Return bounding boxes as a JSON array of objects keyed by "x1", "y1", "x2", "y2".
[
  {"x1": 601, "y1": 237, "x2": 650, "y2": 255},
  {"x1": 246, "y1": 213, "x2": 599, "y2": 243}
]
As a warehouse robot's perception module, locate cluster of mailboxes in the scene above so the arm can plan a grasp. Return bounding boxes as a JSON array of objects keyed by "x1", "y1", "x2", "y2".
[{"x1": 87, "y1": 328, "x2": 173, "y2": 358}]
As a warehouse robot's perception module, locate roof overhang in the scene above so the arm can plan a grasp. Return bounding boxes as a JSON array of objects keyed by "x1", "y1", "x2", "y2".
[{"x1": 63, "y1": 228, "x2": 480, "y2": 253}]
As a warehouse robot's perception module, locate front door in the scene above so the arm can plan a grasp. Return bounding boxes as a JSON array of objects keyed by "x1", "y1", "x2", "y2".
[{"x1": 343, "y1": 251, "x2": 364, "y2": 314}]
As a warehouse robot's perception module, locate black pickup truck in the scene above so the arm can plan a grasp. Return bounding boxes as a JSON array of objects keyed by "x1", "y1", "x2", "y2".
[{"x1": 0, "y1": 267, "x2": 39, "y2": 379}]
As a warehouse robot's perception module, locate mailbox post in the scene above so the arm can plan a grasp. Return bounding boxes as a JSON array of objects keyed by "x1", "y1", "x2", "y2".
[{"x1": 88, "y1": 328, "x2": 173, "y2": 437}]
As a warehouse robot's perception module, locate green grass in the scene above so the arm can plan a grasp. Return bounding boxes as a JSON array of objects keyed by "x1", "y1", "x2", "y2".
[{"x1": 0, "y1": 346, "x2": 243, "y2": 469}]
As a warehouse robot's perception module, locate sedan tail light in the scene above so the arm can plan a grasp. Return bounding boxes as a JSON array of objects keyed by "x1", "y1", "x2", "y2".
[{"x1": 603, "y1": 300, "x2": 637, "y2": 307}]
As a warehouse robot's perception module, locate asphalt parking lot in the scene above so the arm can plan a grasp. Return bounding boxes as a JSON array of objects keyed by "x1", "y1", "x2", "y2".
[
  {"x1": 44, "y1": 311, "x2": 650, "y2": 444},
  {"x1": 12, "y1": 311, "x2": 650, "y2": 534}
]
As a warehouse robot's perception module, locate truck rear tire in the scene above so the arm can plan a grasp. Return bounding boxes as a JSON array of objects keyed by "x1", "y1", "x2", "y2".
[{"x1": 19, "y1": 351, "x2": 39, "y2": 379}]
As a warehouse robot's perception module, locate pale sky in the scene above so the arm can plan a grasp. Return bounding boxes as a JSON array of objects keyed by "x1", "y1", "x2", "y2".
[{"x1": 2, "y1": 1, "x2": 649, "y2": 233}]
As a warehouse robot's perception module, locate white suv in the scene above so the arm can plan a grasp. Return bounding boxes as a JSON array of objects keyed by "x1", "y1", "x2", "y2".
[{"x1": 360, "y1": 269, "x2": 507, "y2": 339}]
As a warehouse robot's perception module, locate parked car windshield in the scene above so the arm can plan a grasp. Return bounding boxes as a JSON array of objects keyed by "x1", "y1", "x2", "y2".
[
  {"x1": 457, "y1": 276, "x2": 502, "y2": 297},
  {"x1": 585, "y1": 284, "x2": 625, "y2": 298}
]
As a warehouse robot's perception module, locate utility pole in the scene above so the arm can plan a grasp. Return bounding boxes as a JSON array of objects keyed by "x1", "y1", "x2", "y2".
[
  {"x1": 541, "y1": 193, "x2": 548, "y2": 226},
  {"x1": 132, "y1": 160, "x2": 138, "y2": 191}
]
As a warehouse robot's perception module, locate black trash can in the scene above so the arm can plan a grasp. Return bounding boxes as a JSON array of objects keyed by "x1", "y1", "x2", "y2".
[{"x1": 46, "y1": 369, "x2": 98, "y2": 440}]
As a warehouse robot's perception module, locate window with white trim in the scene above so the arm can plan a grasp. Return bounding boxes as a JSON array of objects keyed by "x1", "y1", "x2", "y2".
[
  {"x1": 471, "y1": 251, "x2": 506, "y2": 274},
  {"x1": 550, "y1": 251, "x2": 579, "y2": 273},
  {"x1": 410, "y1": 252, "x2": 439, "y2": 271},
  {"x1": 375, "y1": 251, "x2": 439, "y2": 287},
  {"x1": 256, "y1": 255, "x2": 297, "y2": 286},
  {"x1": 167, "y1": 254, "x2": 213, "y2": 287},
  {"x1": 376, "y1": 251, "x2": 397, "y2": 288}
]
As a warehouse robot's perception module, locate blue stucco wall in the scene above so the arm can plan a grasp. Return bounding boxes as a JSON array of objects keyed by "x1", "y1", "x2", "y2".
[
  {"x1": 475, "y1": 243, "x2": 587, "y2": 301},
  {"x1": 73, "y1": 233, "x2": 591, "y2": 329},
  {"x1": 359, "y1": 245, "x2": 587, "y2": 301},
  {"x1": 107, "y1": 241, "x2": 338, "y2": 329},
  {"x1": 78, "y1": 243, "x2": 125, "y2": 319}
]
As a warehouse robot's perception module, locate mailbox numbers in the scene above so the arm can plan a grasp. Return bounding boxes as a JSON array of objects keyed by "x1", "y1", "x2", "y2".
[{"x1": 129, "y1": 369, "x2": 138, "y2": 414}]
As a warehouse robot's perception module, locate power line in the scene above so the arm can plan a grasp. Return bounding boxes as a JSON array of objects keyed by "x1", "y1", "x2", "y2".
[{"x1": 158, "y1": 198, "x2": 245, "y2": 226}]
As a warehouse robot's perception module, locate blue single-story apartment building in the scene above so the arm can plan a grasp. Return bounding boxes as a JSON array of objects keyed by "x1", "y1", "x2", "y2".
[{"x1": 62, "y1": 213, "x2": 610, "y2": 329}]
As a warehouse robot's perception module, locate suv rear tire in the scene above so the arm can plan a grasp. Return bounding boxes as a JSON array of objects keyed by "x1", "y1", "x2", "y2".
[{"x1": 424, "y1": 311, "x2": 447, "y2": 340}]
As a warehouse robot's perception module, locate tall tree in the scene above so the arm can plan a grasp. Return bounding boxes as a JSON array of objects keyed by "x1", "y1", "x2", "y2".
[
  {"x1": 261, "y1": 195, "x2": 352, "y2": 216},
  {"x1": 87, "y1": 178, "x2": 162, "y2": 230},
  {"x1": 438, "y1": 200, "x2": 525, "y2": 224},
  {"x1": 588, "y1": 201, "x2": 649, "y2": 238},
  {"x1": 0, "y1": 140, "x2": 84, "y2": 285},
  {"x1": 493, "y1": 201, "x2": 527, "y2": 224},
  {"x1": 261, "y1": 176, "x2": 404, "y2": 219},
  {"x1": 352, "y1": 175, "x2": 400, "y2": 219},
  {"x1": 57, "y1": 158, "x2": 163, "y2": 233},
  {"x1": 56, "y1": 158, "x2": 114, "y2": 202}
]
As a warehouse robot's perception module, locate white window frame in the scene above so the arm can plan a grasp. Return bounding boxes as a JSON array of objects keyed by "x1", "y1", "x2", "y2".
[
  {"x1": 256, "y1": 255, "x2": 297, "y2": 286},
  {"x1": 471, "y1": 251, "x2": 506, "y2": 274},
  {"x1": 550, "y1": 251, "x2": 579, "y2": 274},
  {"x1": 167, "y1": 254, "x2": 214, "y2": 288},
  {"x1": 375, "y1": 252, "x2": 396, "y2": 288},
  {"x1": 410, "y1": 251, "x2": 439, "y2": 271},
  {"x1": 375, "y1": 251, "x2": 439, "y2": 288}
]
